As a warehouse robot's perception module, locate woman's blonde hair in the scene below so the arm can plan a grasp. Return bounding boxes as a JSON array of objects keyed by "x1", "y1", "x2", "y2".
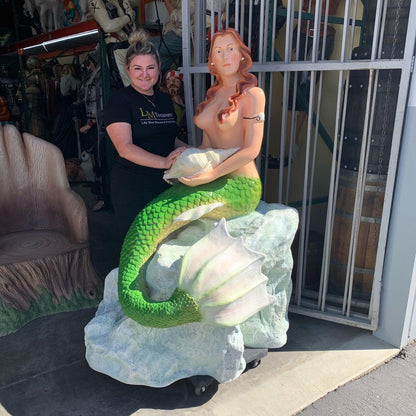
[
  {"x1": 194, "y1": 28, "x2": 257, "y2": 124},
  {"x1": 125, "y1": 29, "x2": 161, "y2": 69}
]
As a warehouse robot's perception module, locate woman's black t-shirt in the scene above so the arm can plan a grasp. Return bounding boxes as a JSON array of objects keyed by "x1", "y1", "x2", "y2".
[{"x1": 103, "y1": 86, "x2": 179, "y2": 175}]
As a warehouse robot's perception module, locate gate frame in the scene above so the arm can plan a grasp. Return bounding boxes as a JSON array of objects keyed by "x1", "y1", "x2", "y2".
[{"x1": 180, "y1": 0, "x2": 416, "y2": 331}]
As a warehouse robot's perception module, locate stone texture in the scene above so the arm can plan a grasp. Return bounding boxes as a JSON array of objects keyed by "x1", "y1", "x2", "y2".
[{"x1": 85, "y1": 269, "x2": 245, "y2": 387}]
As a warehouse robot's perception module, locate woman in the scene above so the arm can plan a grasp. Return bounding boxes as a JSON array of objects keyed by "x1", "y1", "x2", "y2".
[
  {"x1": 117, "y1": 28, "x2": 269, "y2": 328},
  {"x1": 103, "y1": 29, "x2": 187, "y2": 247}
]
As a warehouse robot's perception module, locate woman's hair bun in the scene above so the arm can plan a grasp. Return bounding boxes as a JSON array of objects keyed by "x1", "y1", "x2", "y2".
[{"x1": 128, "y1": 29, "x2": 151, "y2": 46}]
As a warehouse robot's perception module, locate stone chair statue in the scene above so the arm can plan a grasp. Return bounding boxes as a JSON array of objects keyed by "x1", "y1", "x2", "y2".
[{"x1": 0, "y1": 124, "x2": 99, "y2": 336}]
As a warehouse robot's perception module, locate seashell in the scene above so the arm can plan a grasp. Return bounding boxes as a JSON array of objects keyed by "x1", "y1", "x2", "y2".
[{"x1": 163, "y1": 147, "x2": 239, "y2": 181}]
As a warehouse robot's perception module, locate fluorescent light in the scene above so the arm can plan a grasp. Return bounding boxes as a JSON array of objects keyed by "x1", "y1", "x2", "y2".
[{"x1": 22, "y1": 29, "x2": 99, "y2": 53}]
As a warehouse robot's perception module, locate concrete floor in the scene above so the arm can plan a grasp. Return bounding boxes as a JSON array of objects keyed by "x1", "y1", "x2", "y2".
[
  {"x1": 299, "y1": 339, "x2": 416, "y2": 416},
  {"x1": 0, "y1": 184, "x2": 400, "y2": 416},
  {"x1": 0, "y1": 310, "x2": 398, "y2": 416}
]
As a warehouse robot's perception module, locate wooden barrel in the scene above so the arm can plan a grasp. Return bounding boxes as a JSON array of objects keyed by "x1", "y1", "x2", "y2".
[
  {"x1": 361, "y1": 0, "x2": 410, "y2": 59},
  {"x1": 329, "y1": 169, "x2": 386, "y2": 300},
  {"x1": 291, "y1": 230, "x2": 324, "y2": 291},
  {"x1": 341, "y1": 65, "x2": 400, "y2": 175}
]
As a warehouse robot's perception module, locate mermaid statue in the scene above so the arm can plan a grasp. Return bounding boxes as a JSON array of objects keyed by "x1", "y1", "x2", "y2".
[{"x1": 118, "y1": 28, "x2": 274, "y2": 328}]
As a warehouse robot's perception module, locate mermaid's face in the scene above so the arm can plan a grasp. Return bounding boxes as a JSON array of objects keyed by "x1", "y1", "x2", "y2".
[{"x1": 211, "y1": 34, "x2": 242, "y2": 77}]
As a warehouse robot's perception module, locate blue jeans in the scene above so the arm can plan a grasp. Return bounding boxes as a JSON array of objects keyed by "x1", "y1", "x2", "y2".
[{"x1": 151, "y1": 31, "x2": 182, "y2": 74}]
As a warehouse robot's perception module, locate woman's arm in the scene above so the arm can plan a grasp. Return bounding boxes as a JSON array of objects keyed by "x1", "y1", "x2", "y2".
[
  {"x1": 179, "y1": 87, "x2": 265, "y2": 186},
  {"x1": 107, "y1": 122, "x2": 184, "y2": 169},
  {"x1": 175, "y1": 137, "x2": 191, "y2": 148}
]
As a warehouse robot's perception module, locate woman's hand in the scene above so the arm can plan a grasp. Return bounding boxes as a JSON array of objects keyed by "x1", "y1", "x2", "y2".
[{"x1": 164, "y1": 146, "x2": 186, "y2": 169}]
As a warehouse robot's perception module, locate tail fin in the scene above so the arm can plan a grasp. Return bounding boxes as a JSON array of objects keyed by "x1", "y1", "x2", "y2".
[{"x1": 178, "y1": 219, "x2": 275, "y2": 326}]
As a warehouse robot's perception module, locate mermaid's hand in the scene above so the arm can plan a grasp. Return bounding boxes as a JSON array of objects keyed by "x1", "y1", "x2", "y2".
[{"x1": 178, "y1": 169, "x2": 216, "y2": 187}]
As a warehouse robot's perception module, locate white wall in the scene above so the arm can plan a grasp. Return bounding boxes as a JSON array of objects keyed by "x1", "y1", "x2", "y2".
[{"x1": 375, "y1": 63, "x2": 416, "y2": 348}]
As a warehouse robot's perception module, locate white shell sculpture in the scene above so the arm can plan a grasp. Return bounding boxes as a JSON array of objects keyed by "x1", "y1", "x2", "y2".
[
  {"x1": 179, "y1": 218, "x2": 275, "y2": 326},
  {"x1": 163, "y1": 147, "x2": 239, "y2": 181}
]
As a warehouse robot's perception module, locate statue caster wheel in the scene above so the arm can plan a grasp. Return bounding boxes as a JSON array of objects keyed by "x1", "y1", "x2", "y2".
[
  {"x1": 188, "y1": 348, "x2": 267, "y2": 396},
  {"x1": 246, "y1": 358, "x2": 262, "y2": 369},
  {"x1": 243, "y1": 348, "x2": 268, "y2": 371},
  {"x1": 189, "y1": 375, "x2": 217, "y2": 396}
]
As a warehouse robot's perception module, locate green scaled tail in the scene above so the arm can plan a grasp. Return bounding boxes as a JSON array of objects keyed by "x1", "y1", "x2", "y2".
[{"x1": 118, "y1": 175, "x2": 262, "y2": 328}]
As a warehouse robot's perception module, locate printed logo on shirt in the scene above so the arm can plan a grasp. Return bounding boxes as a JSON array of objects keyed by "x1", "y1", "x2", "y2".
[
  {"x1": 138, "y1": 107, "x2": 177, "y2": 126},
  {"x1": 139, "y1": 108, "x2": 156, "y2": 119}
]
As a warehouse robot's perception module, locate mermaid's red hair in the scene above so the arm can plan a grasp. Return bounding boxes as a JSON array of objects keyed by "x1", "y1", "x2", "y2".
[{"x1": 194, "y1": 28, "x2": 257, "y2": 124}]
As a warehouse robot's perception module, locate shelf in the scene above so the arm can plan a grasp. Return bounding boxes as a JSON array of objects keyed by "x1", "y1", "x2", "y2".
[{"x1": 0, "y1": 20, "x2": 101, "y2": 58}]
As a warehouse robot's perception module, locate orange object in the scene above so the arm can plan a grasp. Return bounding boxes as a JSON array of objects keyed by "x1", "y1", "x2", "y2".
[{"x1": 0, "y1": 97, "x2": 10, "y2": 121}]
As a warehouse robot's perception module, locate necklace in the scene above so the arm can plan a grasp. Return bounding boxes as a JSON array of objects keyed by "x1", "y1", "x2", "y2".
[{"x1": 139, "y1": 92, "x2": 156, "y2": 108}]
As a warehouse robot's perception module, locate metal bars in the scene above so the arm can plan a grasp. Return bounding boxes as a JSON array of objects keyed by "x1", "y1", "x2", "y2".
[{"x1": 181, "y1": 0, "x2": 416, "y2": 330}]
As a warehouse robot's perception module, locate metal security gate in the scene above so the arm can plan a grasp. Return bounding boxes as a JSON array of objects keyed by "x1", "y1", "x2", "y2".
[{"x1": 180, "y1": 0, "x2": 416, "y2": 330}]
